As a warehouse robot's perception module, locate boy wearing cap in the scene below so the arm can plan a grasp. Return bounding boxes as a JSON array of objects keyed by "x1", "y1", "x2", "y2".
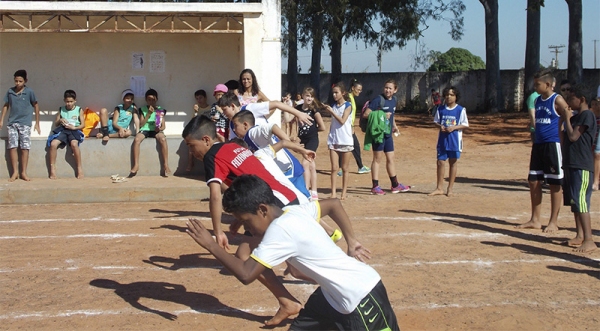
[
  {"x1": 209, "y1": 83, "x2": 229, "y2": 142},
  {"x1": 96, "y1": 89, "x2": 138, "y2": 142}
]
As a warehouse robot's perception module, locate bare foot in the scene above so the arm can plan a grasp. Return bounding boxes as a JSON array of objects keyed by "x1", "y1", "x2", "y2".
[
  {"x1": 446, "y1": 190, "x2": 454, "y2": 197},
  {"x1": 164, "y1": 167, "x2": 172, "y2": 177},
  {"x1": 129, "y1": 166, "x2": 138, "y2": 178},
  {"x1": 543, "y1": 223, "x2": 559, "y2": 233},
  {"x1": 340, "y1": 194, "x2": 347, "y2": 200},
  {"x1": 573, "y1": 241, "x2": 597, "y2": 253},
  {"x1": 8, "y1": 174, "x2": 18, "y2": 182},
  {"x1": 49, "y1": 165, "x2": 57, "y2": 180},
  {"x1": 102, "y1": 135, "x2": 109, "y2": 142},
  {"x1": 515, "y1": 220, "x2": 542, "y2": 229},
  {"x1": 20, "y1": 173, "x2": 31, "y2": 181},
  {"x1": 329, "y1": 194, "x2": 336, "y2": 199},
  {"x1": 77, "y1": 168, "x2": 84, "y2": 179},
  {"x1": 428, "y1": 189, "x2": 444, "y2": 196},
  {"x1": 264, "y1": 301, "x2": 302, "y2": 326},
  {"x1": 593, "y1": 184, "x2": 599, "y2": 191},
  {"x1": 565, "y1": 237, "x2": 583, "y2": 247},
  {"x1": 96, "y1": 132, "x2": 103, "y2": 139}
]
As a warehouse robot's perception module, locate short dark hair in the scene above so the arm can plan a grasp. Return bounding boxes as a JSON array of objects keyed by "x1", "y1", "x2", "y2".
[
  {"x1": 182, "y1": 114, "x2": 217, "y2": 140},
  {"x1": 64, "y1": 89, "x2": 77, "y2": 99},
  {"x1": 14, "y1": 69, "x2": 27, "y2": 80},
  {"x1": 569, "y1": 84, "x2": 588, "y2": 101},
  {"x1": 534, "y1": 69, "x2": 554, "y2": 83},
  {"x1": 194, "y1": 89, "x2": 207, "y2": 98},
  {"x1": 218, "y1": 91, "x2": 241, "y2": 108},
  {"x1": 559, "y1": 79, "x2": 571, "y2": 87},
  {"x1": 222, "y1": 175, "x2": 283, "y2": 215},
  {"x1": 442, "y1": 86, "x2": 461, "y2": 102},
  {"x1": 232, "y1": 110, "x2": 255, "y2": 126},
  {"x1": 224, "y1": 79, "x2": 240, "y2": 92},
  {"x1": 145, "y1": 88, "x2": 158, "y2": 99}
]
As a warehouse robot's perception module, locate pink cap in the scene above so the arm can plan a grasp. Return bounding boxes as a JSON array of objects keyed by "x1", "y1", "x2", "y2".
[{"x1": 213, "y1": 84, "x2": 228, "y2": 96}]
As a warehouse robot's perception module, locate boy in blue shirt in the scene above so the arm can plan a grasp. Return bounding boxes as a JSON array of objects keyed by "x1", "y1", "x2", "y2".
[
  {"x1": 0, "y1": 69, "x2": 41, "y2": 182},
  {"x1": 517, "y1": 69, "x2": 569, "y2": 233},
  {"x1": 428, "y1": 86, "x2": 469, "y2": 197}
]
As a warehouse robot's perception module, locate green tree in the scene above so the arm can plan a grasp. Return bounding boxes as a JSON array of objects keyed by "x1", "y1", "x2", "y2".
[{"x1": 427, "y1": 47, "x2": 485, "y2": 72}]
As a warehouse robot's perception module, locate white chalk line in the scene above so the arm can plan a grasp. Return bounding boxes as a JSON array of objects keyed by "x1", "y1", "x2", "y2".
[
  {"x1": 2, "y1": 256, "x2": 598, "y2": 274},
  {"x1": 370, "y1": 257, "x2": 600, "y2": 268},
  {"x1": 1, "y1": 298, "x2": 599, "y2": 320},
  {"x1": 0, "y1": 233, "x2": 168, "y2": 240},
  {"x1": 0, "y1": 216, "x2": 210, "y2": 224}
]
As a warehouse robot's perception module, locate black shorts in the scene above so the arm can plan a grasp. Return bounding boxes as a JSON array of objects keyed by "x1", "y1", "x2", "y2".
[
  {"x1": 53, "y1": 129, "x2": 83, "y2": 147},
  {"x1": 290, "y1": 281, "x2": 400, "y2": 331},
  {"x1": 300, "y1": 135, "x2": 319, "y2": 152},
  {"x1": 139, "y1": 130, "x2": 161, "y2": 138},
  {"x1": 528, "y1": 142, "x2": 563, "y2": 185}
]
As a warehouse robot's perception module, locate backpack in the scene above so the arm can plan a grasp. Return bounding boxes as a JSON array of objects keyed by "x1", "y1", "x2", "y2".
[
  {"x1": 82, "y1": 108, "x2": 100, "y2": 137},
  {"x1": 359, "y1": 94, "x2": 397, "y2": 132}
]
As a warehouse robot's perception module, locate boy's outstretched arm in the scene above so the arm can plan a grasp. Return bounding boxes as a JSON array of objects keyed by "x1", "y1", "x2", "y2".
[
  {"x1": 271, "y1": 139, "x2": 315, "y2": 162},
  {"x1": 208, "y1": 182, "x2": 230, "y2": 250},
  {"x1": 268, "y1": 100, "x2": 313, "y2": 126},
  {"x1": 187, "y1": 218, "x2": 265, "y2": 285},
  {"x1": 318, "y1": 198, "x2": 371, "y2": 262},
  {"x1": 270, "y1": 124, "x2": 291, "y2": 141}
]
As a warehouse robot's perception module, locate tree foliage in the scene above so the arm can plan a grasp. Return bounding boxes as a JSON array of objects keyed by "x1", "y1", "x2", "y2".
[{"x1": 427, "y1": 47, "x2": 485, "y2": 72}]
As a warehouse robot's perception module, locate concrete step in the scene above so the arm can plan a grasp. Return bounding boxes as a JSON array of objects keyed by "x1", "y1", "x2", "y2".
[{"x1": 0, "y1": 175, "x2": 209, "y2": 205}]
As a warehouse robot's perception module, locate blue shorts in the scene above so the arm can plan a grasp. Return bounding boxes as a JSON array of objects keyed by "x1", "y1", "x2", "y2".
[
  {"x1": 107, "y1": 119, "x2": 118, "y2": 134},
  {"x1": 372, "y1": 135, "x2": 394, "y2": 152},
  {"x1": 437, "y1": 148, "x2": 460, "y2": 161}
]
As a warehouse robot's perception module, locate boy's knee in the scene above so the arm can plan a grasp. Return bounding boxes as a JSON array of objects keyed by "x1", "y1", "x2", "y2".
[{"x1": 99, "y1": 108, "x2": 108, "y2": 115}]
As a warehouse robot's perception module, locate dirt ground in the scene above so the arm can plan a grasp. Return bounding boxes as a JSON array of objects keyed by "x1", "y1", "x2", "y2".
[{"x1": 1, "y1": 114, "x2": 599, "y2": 330}]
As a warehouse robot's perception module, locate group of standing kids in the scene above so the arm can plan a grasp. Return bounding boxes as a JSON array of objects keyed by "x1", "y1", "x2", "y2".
[{"x1": 518, "y1": 69, "x2": 598, "y2": 253}]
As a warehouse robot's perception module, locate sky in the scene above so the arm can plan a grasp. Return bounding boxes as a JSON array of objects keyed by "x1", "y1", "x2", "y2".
[{"x1": 283, "y1": 0, "x2": 600, "y2": 73}]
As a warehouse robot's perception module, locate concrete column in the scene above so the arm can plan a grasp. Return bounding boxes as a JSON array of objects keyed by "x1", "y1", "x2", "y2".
[{"x1": 243, "y1": 0, "x2": 281, "y2": 123}]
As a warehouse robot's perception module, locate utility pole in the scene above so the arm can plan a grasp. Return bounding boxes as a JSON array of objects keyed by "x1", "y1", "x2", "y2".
[
  {"x1": 548, "y1": 44, "x2": 565, "y2": 68},
  {"x1": 594, "y1": 39, "x2": 598, "y2": 69}
]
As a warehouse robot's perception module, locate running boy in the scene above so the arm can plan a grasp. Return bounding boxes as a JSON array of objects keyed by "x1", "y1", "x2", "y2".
[
  {"x1": 186, "y1": 175, "x2": 399, "y2": 330},
  {"x1": 129, "y1": 88, "x2": 171, "y2": 177},
  {"x1": 428, "y1": 86, "x2": 469, "y2": 197},
  {"x1": 562, "y1": 85, "x2": 597, "y2": 252},
  {"x1": 517, "y1": 69, "x2": 569, "y2": 232},
  {"x1": 47, "y1": 89, "x2": 85, "y2": 179},
  {"x1": 0, "y1": 69, "x2": 41, "y2": 181},
  {"x1": 96, "y1": 89, "x2": 138, "y2": 142}
]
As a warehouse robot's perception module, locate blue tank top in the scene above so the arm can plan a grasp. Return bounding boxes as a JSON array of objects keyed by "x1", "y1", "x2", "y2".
[{"x1": 534, "y1": 93, "x2": 560, "y2": 144}]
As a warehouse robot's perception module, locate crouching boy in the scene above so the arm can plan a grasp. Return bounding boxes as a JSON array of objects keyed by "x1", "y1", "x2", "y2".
[{"x1": 186, "y1": 175, "x2": 400, "y2": 330}]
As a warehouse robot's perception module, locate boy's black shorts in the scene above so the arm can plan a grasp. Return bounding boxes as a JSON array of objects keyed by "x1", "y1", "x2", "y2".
[
  {"x1": 139, "y1": 130, "x2": 162, "y2": 138},
  {"x1": 528, "y1": 142, "x2": 563, "y2": 185},
  {"x1": 290, "y1": 281, "x2": 400, "y2": 331},
  {"x1": 53, "y1": 129, "x2": 83, "y2": 147}
]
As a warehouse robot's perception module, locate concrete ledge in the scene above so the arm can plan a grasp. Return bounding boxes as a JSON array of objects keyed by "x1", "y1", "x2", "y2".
[
  {"x1": 1, "y1": 136, "x2": 204, "y2": 179},
  {"x1": 0, "y1": 175, "x2": 209, "y2": 205}
]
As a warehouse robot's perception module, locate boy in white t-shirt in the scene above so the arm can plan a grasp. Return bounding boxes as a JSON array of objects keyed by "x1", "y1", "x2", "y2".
[{"x1": 186, "y1": 175, "x2": 399, "y2": 330}]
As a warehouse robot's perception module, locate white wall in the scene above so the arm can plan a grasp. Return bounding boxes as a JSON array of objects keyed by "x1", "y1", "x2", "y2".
[{"x1": 0, "y1": 32, "x2": 242, "y2": 137}]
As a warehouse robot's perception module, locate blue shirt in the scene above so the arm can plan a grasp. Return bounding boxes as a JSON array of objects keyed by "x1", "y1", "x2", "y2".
[
  {"x1": 434, "y1": 104, "x2": 468, "y2": 152},
  {"x1": 534, "y1": 93, "x2": 560, "y2": 144},
  {"x1": 369, "y1": 95, "x2": 396, "y2": 137},
  {"x1": 3, "y1": 86, "x2": 37, "y2": 126}
]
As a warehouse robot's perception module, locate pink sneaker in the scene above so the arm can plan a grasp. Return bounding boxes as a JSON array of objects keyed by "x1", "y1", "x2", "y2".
[
  {"x1": 371, "y1": 186, "x2": 386, "y2": 195},
  {"x1": 310, "y1": 191, "x2": 319, "y2": 201},
  {"x1": 391, "y1": 183, "x2": 411, "y2": 193}
]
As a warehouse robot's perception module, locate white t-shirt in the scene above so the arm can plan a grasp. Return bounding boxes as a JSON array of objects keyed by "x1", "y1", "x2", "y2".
[
  {"x1": 228, "y1": 102, "x2": 271, "y2": 140},
  {"x1": 251, "y1": 203, "x2": 381, "y2": 314},
  {"x1": 245, "y1": 123, "x2": 292, "y2": 173},
  {"x1": 327, "y1": 101, "x2": 353, "y2": 146},
  {"x1": 254, "y1": 146, "x2": 309, "y2": 205}
]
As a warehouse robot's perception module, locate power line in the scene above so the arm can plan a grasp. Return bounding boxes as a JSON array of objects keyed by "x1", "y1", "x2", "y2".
[{"x1": 548, "y1": 44, "x2": 565, "y2": 68}]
